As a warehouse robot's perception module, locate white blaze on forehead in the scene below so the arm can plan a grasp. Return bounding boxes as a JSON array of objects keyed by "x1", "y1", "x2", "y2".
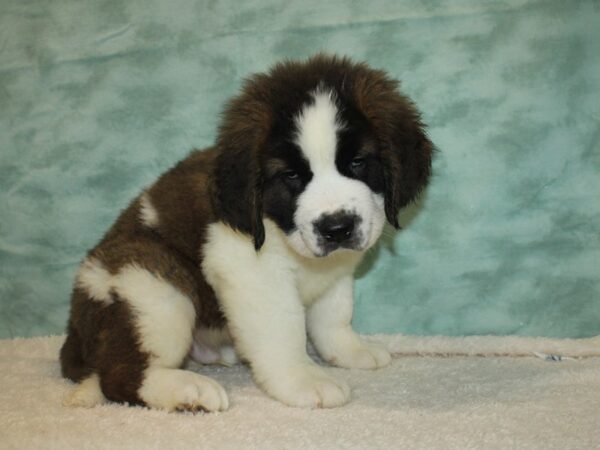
[{"x1": 294, "y1": 90, "x2": 343, "y2": 173}]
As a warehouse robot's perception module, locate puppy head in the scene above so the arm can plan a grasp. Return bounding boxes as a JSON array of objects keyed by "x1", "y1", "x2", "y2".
[{"x1": 214, "y1": 54, "x2": 433, "y2": 257}]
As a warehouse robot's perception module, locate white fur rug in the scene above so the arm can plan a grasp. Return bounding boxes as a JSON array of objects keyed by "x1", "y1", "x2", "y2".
[{"x1": 2, "y1": 335, "x2": 599, "y2": 449}]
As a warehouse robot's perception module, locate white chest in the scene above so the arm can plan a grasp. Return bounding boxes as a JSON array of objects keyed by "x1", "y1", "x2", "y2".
[{"x1": 294, "y1": 250, "x2": 362, "y2": 307}]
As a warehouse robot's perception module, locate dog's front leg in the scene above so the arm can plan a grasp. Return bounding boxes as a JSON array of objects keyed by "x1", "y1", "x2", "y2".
[
  {"x1": 218, "y1": 275, "x2": 350, "y2": 408},
  {"x1": 203, "y1": 233, "x2": 349, "y2": 408},
  {"x1": 307, "y1": 275, "x2": 391, "y2": 369}
]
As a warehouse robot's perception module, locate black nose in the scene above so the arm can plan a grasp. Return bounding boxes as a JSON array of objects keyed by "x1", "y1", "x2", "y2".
[{"x1": 316, "y1": 214, "x2": 356, "y2": 244}]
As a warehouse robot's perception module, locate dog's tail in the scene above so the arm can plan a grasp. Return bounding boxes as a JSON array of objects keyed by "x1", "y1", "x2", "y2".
[
  {"x1": 59, "y1": 324, "x2": 93, "y2": 382},
  {"x1": 60, "y1": 325, "x2": 107, "y2": 408}
]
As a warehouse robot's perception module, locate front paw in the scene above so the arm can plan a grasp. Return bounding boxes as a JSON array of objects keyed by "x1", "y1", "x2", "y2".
[
  {"x1": 328, "y1": 340, "x2": 391, "y2": 370},
  {"x1": 260, "y1": 365, "x2": 350, "y2": 408}
]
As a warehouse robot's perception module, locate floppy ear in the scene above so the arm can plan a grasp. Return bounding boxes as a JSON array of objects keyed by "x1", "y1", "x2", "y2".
[
  {"x1": 213, "y1": 86, "x2": 271, "y2": 250},
  {"x1": 352, "y1": 69, "x2": 433, "y2": 228},
  {"x1": 214, "y1": 146, "x2": 265, "y2": 250},
  {"x1": 380, "y1": 120, "x2": 433, "y2": 228}
]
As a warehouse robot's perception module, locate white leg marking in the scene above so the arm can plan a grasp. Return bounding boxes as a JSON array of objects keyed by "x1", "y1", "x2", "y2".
[
  {"x1": 203, "y1": 222, "x2": 350, "y2": 408},
  {"x1": 139, "y1": 192, "x2": 159, "y2": 228},
  {"x1": 138, "y1": 368, "x2": 228, "y2": 412},
  {"x1": 76, "y1": 258, "x2": 113, "y2": 304},
  {"x1": 113, "y1": 265, "x2": 196, "y2": 367},
  {"x1": 63, "y1": 374, "x2": 107, "y2": 408},
  {"x1": 219, "y1": 346, "x2": 239, "y2": 366},
  {"x1": 189, "y1": 340, "x2": 222, "y2": 365},
  {"x1": 190, "y1": 327, "x2": 240, "y2": 366},
  {"x1": 307, "y1": 275, "x2": 391, "y2": 369}
]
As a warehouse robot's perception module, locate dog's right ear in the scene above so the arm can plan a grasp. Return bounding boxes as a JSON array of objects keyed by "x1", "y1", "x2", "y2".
[
  {"x1": 214, "y1": 144, "x2": 265, "y2": 251},
  {"x1": 213, "y1": 82, "x2": 271, "y2": 251}
]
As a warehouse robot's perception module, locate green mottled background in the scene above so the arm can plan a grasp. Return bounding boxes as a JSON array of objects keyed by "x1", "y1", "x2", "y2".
[{"x1": 1, "y1": 0, "x2": 599, "y2": 339}]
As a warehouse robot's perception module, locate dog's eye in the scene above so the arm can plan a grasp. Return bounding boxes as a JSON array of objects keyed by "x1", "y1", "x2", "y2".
[
  {"x1": 281, "y1": 170, "x2": 299, "y2": 180},
  {"x1": 350, "y1": 156, "x2": 366, "y2": 170}
]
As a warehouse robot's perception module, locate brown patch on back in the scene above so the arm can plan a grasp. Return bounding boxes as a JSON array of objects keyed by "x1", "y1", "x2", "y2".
[{"x1": 60, "y1": 148, "x2": 227, "y2": 404}]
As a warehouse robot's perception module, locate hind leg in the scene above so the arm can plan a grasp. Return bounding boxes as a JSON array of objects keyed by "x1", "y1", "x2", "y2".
[{"x1": 74, "y1": 254, "x2": 228, "y2": 412}]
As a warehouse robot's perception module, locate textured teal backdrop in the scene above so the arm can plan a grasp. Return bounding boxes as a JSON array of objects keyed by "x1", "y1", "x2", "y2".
[{"x1": 1, "y1": 0, "x2": 599, "y2": 339}]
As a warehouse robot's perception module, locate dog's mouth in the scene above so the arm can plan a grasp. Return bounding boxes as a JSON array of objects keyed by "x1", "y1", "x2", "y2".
[
  {"x1": 313, "y1": 244, "x2": 366, "y2": 258},
  {"x1": 300, "y1": 226, "x2": 370, "y2": 258},
  {"x1": 313, "y1": 236, "x2": 367, "y2": 257},
  {"x1": 285, "y1": 211, "x2": 380, "y2": 259}
]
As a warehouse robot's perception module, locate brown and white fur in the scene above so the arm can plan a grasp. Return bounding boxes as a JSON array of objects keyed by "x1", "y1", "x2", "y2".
[{"x1": 60, "y1": 54, "x2": 433, "y2": 412}]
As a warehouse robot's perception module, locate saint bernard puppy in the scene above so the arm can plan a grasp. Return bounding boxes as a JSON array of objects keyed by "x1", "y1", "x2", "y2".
[{"x1": 60, "y1": 54, "x2": 433, "y2": 412}]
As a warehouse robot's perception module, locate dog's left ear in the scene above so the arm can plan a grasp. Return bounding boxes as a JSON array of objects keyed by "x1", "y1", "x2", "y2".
[
  {"x1": 213, "y1": 83, "x2": 271, "y2": 250},
  {"x1": 352, "y1": 69, "x2": 434, "y2": 228},
  {"x1": 380, "y1": 117, "x2": 433, "y2": 228}
]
